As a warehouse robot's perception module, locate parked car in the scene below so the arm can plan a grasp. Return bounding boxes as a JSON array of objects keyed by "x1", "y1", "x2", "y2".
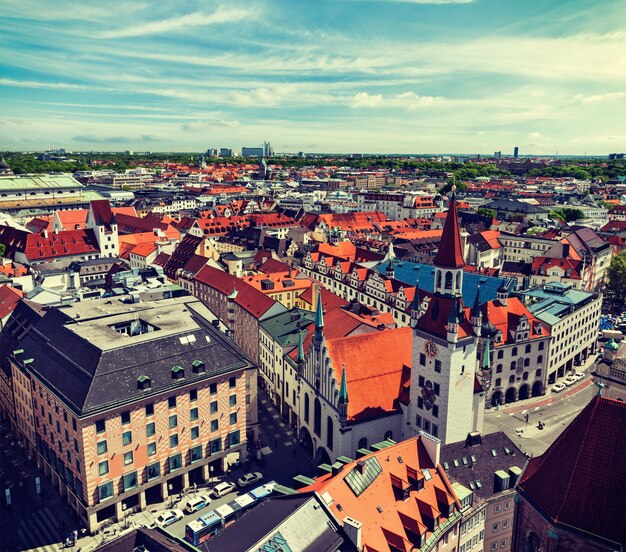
[
  {"x1": 211, "y1": 481, "x2": 236, "y2": 498},
  {"x1": 237, "y1": 472, "x2": 263, "y2": 488},
  {"x1": 573, "y1": 371, "x2": 585, "y2": 381},
  {"x1": 551, "y1": 383, "x2": 566, "y2": 393},
  {"x1": 155, "y1": 509, "x2": 184, "y2": 527},
  {"x1": 184, "y1": 495, "x2": 211, "y2": 514},
  {"x1": 564, "y1": 375, "x2": 577, "y2": 387}
]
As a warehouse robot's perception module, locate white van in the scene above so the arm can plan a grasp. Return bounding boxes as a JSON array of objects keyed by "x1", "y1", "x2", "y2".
[
  {"x1": 211, "y1": 482, "x2": 236, "y2": 498},
  {"x1": 184, "y1": 494, "x2": 211, "y2": 514}
]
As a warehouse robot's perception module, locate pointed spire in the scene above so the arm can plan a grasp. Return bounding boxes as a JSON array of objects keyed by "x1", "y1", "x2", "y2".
[
  {"x1": 433, "y1": 193, "x2": 465, "y2": 268},
  {"x1": 339, "y1": 364, "x2": 348, "y2": 405},
  {"x1": 411, "y1": 278, "x2": 421, "y2": 312},
  {"x1": 447, "y1": 297, "x2": 460, "y2": 326},
  {"x1": 314, "y1": 286, "x2": 324, "y2": 341},
  {"x1": 471, "y1": 285, "x2": 482, "y2": 318}
]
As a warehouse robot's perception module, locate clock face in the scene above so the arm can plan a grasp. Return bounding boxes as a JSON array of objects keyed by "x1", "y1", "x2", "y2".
[{"x1": 425, "y1": 340, "x2": 438, "y2": 357}]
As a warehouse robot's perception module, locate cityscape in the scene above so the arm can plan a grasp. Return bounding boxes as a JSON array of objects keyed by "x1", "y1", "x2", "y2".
[{"x1": 1, "y1": 2, "x2": 626, "y2": 552}]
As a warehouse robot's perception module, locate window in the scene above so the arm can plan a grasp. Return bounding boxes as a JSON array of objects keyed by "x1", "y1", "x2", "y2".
[
  {"x1": 98, "y1": 460, "x2": 109, "y2": 476},
  {"x1": 539, "y1": 342, "x2": 545, "y2": 350},
  {"x1": 170, "y1": 434, "x2": 179, "y2": 447},
  {"x1": 169, "y1": 414, "x2": 178, "y2": 429},
  {"x1": 435, "y1": 360, "x2": 441, "y2": 373},
  {"x1": 97, "y1": 441, "x2": 107, "y2": 455},
  {"x1": 145, "y1": 403, "x2": 154, "y2": 416},
  {"x1": 168, "y1": 396, "x2": 176, "y2": 409},
  {"x1": 417, "y1": 397, "x2": 424, "y2": 409},
  {"x1": 74, "y1": 438, "x2": 78, "y2": 452},
  {"x1": 495, "y1": 378, "x2": 501, "y2": 386},
  {"x1": 494, "y1": 504, "x2": 501, "y2": 513},
  {"x1": 124, "y1": 451, "x2": 133, "y2": 465},
  {"x1": 229, "y1": 376, "x2": 237, "y2": 388},
  {"x1": 415, "y1": 415, "x2": 422, "y2": 428},
  {"x1": 228, "y1": 430, "x2": 240, "y2": 447},
  {"x1": 146, "y1": 422, "x2": 155, "y2": 437},
  {"x1": 121, "y1": 411, "x2": 131, "y2": 425},
  {"x1": 502, "y1": 520, "x2": 509, "y2": 529},
  {"x1": 72, "y1": 418, "x2": 77, "y2": 431},
  {"x1": 122, "y1": 431, "x2": 132, "y2": 446},
  {"x1": 509, "y1": 375, "x2": 515, "y2": 383},
  {"x1": 95, "y1": 420, "x2": 105, "y2": 434},
  {"x1": 504, "y1": 501, "x2": 511, "y2": 510},
  {"x1": 434, "y1": 383, "x2": 440, "y2": 396},
  {"x1": 146, "y1": 462, "x2": 160, "y2": 481},
  {"x1": 229, "y1": 413, "x2": 237, "y2": 425},
  {"x1": 210, "y1": 383, "x2": 217, "y2": 395},
  {"x1": 210, "y1": 401, "x2": 218, "y2": 414},
  {"x1": 419, "y1": 353, "x2": 426, "y2": 366},
  {"x1": 419, "y1": 375, "x2": 425, "y2": 387},
  {"x1": 190, "y1": 444, "x2": 203, "y2": 463},
  {"x1": 432, "y1": 405, "x2": 439, "y2": 418},
  {"x1": 169, "y1": 453, "x2": 183, "y2": 472},
  {"x1": 189, "y1": 389, "x2": 198, "y2": 402},
  {"x1": 431, "y1": 424, "x2": 438, "y2": 437},
  {"x1": 497, "y1": 350, "x2": 503, "y2": 359},
  {"x1": 211, "y1": 419, "x2": 218, "y2": 432},
  {"x1": 210, "y1": 438, "x2": 222, "y2": 454},
  {"x1": 512, "y1": 347, "x2": 518, "y2": 356},
  {"x1": 491, "y1": 543, "x2": 498, "y2": 551},
  {"x1": 97, "y1": 481, "x2": 114, "y2": 502},
  {"x1": 124, "y1": 472, "x2": 137, "y2": 491},
  {"x1": 190, "y1": 407, "x2": 199, "y2": 421},
  {"x1": 147, "y1": 443, "x2": 157, "y2": 456},
  {"x1": 229, "y1": 395, "x2": 237, "y2": 407},
  {"x1": 493, "y1": 522, "x2": 500, "y2": 532},
  {"x1": 500, "y1": 540, "x2": 507, "y2": 548},
  {"x1": 191, "y1": 426, "x2": 200, "y2": 440}
]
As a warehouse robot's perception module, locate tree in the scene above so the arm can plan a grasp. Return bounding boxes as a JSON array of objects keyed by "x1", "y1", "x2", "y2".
[
  {"x1": 0, "y1": 243, "x2": 5, "y2": 258},
  {"x1": 549, "y1": 208, "x2": 585, "y2": 223},
  {"x1": 605, "y1": 250, "x2": 626, "y2": 313},
  {"x1": 477, "y1": 207, "x2": 496, "y2": 218}
]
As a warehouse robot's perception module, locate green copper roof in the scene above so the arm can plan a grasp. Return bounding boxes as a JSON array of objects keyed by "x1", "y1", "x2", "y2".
[
  {"x1": 605, "y1": 338, "x2": 619, "y2": 351},
  {"x1": 339, "y1": 365, "x2": 348, "y2": 404},
  {"x1": 482, "y1": 338, "x2": 491, "y2": 369}
]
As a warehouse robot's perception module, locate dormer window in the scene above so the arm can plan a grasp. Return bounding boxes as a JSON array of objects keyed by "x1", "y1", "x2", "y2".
[
  {"x1": 192, "y1": 360, "x2": 205, "y2": 373},
  {"x1": 137, "y1": 375, "x2": 151, "y2": 390},
  {"x1": 172, "y1": 365, "x2": 184, "y2": 380}
]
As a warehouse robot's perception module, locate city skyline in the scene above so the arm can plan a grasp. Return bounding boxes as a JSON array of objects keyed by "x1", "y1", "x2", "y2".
[{"x1": 2, "y1": 0, "x2": 626, "y2": 154}]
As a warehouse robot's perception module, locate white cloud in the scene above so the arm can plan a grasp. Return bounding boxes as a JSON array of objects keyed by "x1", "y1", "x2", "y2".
[
  {"x1": 352, "y1": 92, "x2": 384, "y2": 107},
  {"x1": 395, "y1": 91, "x2": 441, "y2": 108},
  {"x1": 0, "y1": 78, "x2": 94, "y2": 90},
  {"x1": 529, "y1": 132, "x2": 542, "y2": 138},
  {"x1": 575, "y1": 92, "x2": 624, "y2": 103},
  {"x1": 181, "y1": 119, "x2": 240, "y2": 132},
  {"x1": 98, "y1": 6, "x2": 253, "y2": 39}
]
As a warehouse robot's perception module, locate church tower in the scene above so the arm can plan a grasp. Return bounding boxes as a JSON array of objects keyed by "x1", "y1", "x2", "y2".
[{"x1": 407, "y1": 190, "x2": 483, "y2": 445}]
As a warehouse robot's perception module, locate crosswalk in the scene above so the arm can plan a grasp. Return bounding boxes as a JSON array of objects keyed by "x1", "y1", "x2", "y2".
[{"x1": 15, "y1": 506, "x2": 63, "y2": 552}]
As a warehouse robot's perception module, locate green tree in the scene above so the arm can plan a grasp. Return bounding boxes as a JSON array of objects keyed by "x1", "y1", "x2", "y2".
[
  {"x1": 549, "y1": 208, "x2": 585, "y2": 223},
  {"x1": 477, "y1": 207, "x2": 496, "y2": 218},
  {"x1": 605, "y1": 250, "x2": 626, "y2": 313},
  {"x1": 0, "y1": 243, "x2": 5, "y2": 257}
]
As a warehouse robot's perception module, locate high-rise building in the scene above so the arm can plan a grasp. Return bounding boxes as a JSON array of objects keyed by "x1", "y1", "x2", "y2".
[
  {"x1": 494, "y1": 151, "x2": 502, "y2": 159},
  {"x1": 513, "y1": 146, "x2": 519, "y2": 159},
  {"x1": 263, "y1": 141, "x2": 274, "y2": 158},
  {"x1": 219, "y1": 148, "x2": 233, "y2": 157}
]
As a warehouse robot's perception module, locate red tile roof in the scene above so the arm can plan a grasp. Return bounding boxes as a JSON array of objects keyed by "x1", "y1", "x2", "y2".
[
  {"x1": 433, "y1": 196, "x2": 465, "y2": 268},
  {"x1": 0, "y1": 285, "x2": 24, "y2": 320},
  {"x1": 416, "y1": 296, "x2": 473, "y2": 339},
  {"x1": 130, "y1": 243, "x2": 158, "y2": 257},
  {"x1": 518, "y1": 396, "x2": 626, "y2": 548},
  {"x1": 301, "y1": 436, "x2": 460, "y2": 552},
  {"x1": 194, "y1": 265, "x2": 278, "y2": 319},
  {"x1": 24, "y1": 229, "x2": 100, "y2": 261}
]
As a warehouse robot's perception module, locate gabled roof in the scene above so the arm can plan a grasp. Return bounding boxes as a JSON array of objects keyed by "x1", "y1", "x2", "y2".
[
  {"x1": 24, "y1": 229, "x2": 100, "y2": 261},
  {"x1": 518, "y1": 396, "x2": 626, "y2": 548},
  {"x1": 89, "y1": 199, "x2": 116, "y2": 230}
]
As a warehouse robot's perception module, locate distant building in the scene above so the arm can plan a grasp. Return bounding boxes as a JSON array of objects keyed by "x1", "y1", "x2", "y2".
[
  {"x1": 513, "y1": 146, "x2": 519, "y2": 159},
  {"x1": 219, "y1": 148, "x2": 233, "y2": 157},
  {"x1": 608, "y1": 152, "x2": 624, "y2": 160},
  {"x1": 241, "y1": 147, "x2": 264, "y2": 157}
]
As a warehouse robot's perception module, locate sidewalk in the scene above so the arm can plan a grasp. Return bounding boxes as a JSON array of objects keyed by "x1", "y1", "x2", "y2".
[{"x1": 502, "y1": 378, "x2": 593, "y2": 416}]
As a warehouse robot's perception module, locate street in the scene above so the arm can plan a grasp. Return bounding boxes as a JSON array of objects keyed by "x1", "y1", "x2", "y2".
[{"x1": 484, "y1": 376, "x2": 596, "y2": 457}]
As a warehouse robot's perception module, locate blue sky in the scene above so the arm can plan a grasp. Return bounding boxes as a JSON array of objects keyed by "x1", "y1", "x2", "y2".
[{"x1": 1, "y1": 0, "x2": 625, "y2": 154}]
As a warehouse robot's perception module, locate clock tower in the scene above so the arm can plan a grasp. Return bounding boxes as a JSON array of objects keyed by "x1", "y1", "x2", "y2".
[{"x1": 406, "y1": 190, "x2": 484, "y2": 445}]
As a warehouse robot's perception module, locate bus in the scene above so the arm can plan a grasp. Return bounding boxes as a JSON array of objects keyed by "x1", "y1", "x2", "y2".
[
  {"x1": 185, "y1": 510, "x2": 222, "y2": 546},
  {"x1": 184, "y1": 481, "x2": 277, "y2": 546}
]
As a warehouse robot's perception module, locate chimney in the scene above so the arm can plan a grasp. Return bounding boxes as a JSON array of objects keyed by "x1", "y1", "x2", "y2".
[
  {"x1": 43, "y1": 229, "x2": 48, "y2": 239},
  {"x1": 419, "y1": 431, "x2": 441, "y2": 466},
  {"x1": 343, "y1": 517, "x2": 362, "y2": 551}
]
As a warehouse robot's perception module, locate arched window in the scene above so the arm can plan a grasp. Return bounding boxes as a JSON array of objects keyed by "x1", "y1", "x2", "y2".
[
  {"x1": 445, "y1": 271, "x2": 453, "y2": 289},
  {"x1": 326, "y1": 417, "x2": 333, "y2": 450},
  {"x1": 314, "y1": 398, "x2": 321, "y2": 437},
  {"x1": 358, "y1": 437, "x2": 368, "y2": 450},
  {"x1": 510, "y1": 361, "x2": 516, "y2": 370},
  {"x1": 436, "y1": 271, "x2": 442, "y2": 289},
  {"x1": 537, "y1": 355, "x2": 543, "y2": 363},
  {"x1": 304, "y1": 394, "x2": 310, "y2": 424},
  {"x1": 539, "y1": 342, "x2": 544, "y2": 350},
  {"x1": 456, "y1": 272, "x2": 461, "y2": 289},
  {"x1": 495, "y1": 378, "x2": 501, "y2": 386}
]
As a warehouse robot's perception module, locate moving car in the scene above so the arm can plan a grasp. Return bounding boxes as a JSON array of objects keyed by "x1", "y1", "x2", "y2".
[
  {"x1": 184, "y1": 495, "x2": 211, "y2": 514},
  {"x1": 155, "y1": 509, "x2": 184, "y2": 527},
  {"x1": 237, "y1": 472, "x2": 263, "y2": 488},
  {"x1": 211, "y1": 482, "x2": 236, "y2": 498},
  {"x1": 551, "y1": 382, "x2": 566, "y2": 393}
]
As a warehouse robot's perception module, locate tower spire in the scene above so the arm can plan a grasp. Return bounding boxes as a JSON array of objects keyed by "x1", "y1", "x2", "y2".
[
  {"x1": 314, "y1": 286, "x2": 324, "y2": 341},
  {"x1": 410, "y1": 278, "x2": 421, "y2": 329},
  {"x1": 433, "y1": 192, "x2": 465, "y2": 269},
  {"x1": 338, "y1": 364, "x2": 348, "y2": 425}
]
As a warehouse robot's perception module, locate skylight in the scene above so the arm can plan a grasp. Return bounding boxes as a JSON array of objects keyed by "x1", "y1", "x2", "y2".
[
  {"x1": 422, "y1": 469, "x2": 432, "y2": 481},
  {"x1": 491, "y1": 449, "x2": 497, "y2": 457}
]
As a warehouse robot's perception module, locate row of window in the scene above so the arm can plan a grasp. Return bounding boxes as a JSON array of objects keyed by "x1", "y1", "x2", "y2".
[
  {"x1": 95, "y1": 391, "x2": 237, "y2": 434},
  {"x1": 96, "y1": 433, "x2": 240, "y2": 502},
  {"x1": 415, "y1": 415, "x2": 438, "y2": 438}
]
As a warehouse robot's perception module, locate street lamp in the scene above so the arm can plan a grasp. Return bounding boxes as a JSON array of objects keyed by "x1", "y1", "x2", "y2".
[{"x1": 168, "y1": 484, "x2": 173, "y2": 508}]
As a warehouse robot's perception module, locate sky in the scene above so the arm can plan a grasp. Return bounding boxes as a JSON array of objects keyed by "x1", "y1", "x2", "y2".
[{"x1": 1, "y1": 0, "x2": 626, "y2": 155}]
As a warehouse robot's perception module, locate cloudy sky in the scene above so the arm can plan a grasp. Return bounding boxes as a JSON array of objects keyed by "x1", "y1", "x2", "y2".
[{"x1": 1, "y1": 0, "x2": 625, "y2": 154}]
